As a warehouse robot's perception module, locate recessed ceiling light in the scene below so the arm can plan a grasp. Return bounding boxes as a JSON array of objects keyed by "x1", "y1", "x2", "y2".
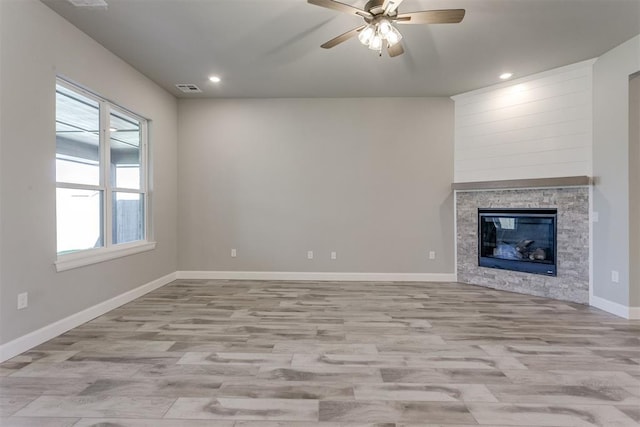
[
  {"x1": 500, "y1": 72, "x2": 513, "y2": 80},
  {"x1": 209, "y1": 76, "x2": 221, "y2": 83}
]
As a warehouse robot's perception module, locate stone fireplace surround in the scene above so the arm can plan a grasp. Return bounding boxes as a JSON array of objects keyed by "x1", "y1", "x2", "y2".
[{"x1": 454, "y1": 177, "x2": 590, "y2": 304}]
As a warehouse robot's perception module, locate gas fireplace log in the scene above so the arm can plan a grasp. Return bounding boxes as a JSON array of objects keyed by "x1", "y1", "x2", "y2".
[{"x1": 529, "y1": 248, "x2": 546, "y2": 260}]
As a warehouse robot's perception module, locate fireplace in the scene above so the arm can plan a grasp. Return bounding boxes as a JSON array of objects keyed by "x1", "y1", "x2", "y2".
[
  {"x1": 478, "y1": 208, "x2": 557, "y2": 276},
  {"x1": 456, "y1": 187, "x2": 588, "y2": 303}
]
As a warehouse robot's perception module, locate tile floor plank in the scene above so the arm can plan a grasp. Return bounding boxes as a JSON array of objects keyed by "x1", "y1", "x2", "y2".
[
  {"x1": 13, "y1": 395, "x2": 176, "y2": 418},
  {"x1": 164, "y1": 397, "x2": 319, "y2": 421}
]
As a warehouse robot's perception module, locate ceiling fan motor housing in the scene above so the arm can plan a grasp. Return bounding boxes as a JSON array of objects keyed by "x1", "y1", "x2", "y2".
[{"x1": 365, "y1": 0, "x2": 397, "y2": 17}]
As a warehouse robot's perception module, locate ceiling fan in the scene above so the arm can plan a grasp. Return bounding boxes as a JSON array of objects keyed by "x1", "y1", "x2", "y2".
[{"x1": 308, "y1": 0, "x2": 465, "y2": 57}]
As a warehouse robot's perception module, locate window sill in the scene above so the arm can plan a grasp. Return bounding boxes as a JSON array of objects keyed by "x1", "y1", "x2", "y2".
[{"x1": 55, "y1": 241, "x2": 156, "y2": 272}]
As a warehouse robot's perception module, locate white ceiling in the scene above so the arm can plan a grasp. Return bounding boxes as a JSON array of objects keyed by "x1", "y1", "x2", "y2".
[{"x1": 42, "y1": 0, "x2": 640, "y2": 98}]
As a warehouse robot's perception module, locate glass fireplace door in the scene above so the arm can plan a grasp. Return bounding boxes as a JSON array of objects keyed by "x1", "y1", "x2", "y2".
[{"x1": 478, "y1": 209, "x2": 557, "y2": 276}]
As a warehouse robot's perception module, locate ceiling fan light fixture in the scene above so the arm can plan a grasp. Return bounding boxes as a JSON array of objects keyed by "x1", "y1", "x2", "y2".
[
  {"x1": 358, "y1": 24, "x2": 375, "y2": 45},
  {"x1": 378, "y1": 19, "x2": 392, "y2": 36},
  {"x1": 368, "y1": 34, "x2": 383, "y2": 51},
  {"x1": 386, "y1": 26, "x2": 403, "y2": 46},
  {"x1": 361, "y1": 20, "x2": 402, "y2": 51}
]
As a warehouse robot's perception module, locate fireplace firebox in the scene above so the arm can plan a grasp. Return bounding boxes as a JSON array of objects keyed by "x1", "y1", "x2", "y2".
[{"x1": 478, "y1": 208, "x2": 557, "y2": 276}]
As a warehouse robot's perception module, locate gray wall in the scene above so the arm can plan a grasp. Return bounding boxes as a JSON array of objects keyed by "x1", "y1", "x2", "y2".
[
  {"x1": 0, "y1": 0, "x2": 178, "y2": 345},
  {"x1": 630, "y1": 74, "x2": 640, "y2": 307},
  {"x1": 592, "y1": 35, "x2": 640, "y2": 307},
  {"x1": 177, "y1": 98, "x2": 454, "y2": 274}
]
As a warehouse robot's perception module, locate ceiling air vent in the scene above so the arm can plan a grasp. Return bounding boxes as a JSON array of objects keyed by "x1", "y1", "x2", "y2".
[
  {"x1": 175, "y1": 84, "x2": 203, "y2": 93},
  {"x1": 67, "y1": 0, "x2": 108, "y2": 8}
]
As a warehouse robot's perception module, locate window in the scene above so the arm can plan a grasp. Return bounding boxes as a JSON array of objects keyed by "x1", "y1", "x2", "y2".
[{"x1": 55, "y1": 79, "x2": 153, "y2": 271}]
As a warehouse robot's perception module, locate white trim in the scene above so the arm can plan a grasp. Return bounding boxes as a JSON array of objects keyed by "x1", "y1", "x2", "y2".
[
  {"x1": 55, "y1": 241, "x2": 156, "y2": 272},
  {"x1": 590, "y1": 294, "x2": 639, "y2": 319},
  {"x1": 56, "y1": 182, "x2": 102, "y2": 191},
  {"x1": 0, "y1": 272, "x2": 176, "y2": 363},
  {"x1": 176, "y1": 271, "x2": 457, "y2": 282},
  {"x1": 102, "y1": 102, "x2": 112, "y2": 247},
  {"x1": 453, "y1": 191, "x2": 459, "y2": 283},
  {"x1": 588, "y1": 185, "x2": 594, "y2": 305}
]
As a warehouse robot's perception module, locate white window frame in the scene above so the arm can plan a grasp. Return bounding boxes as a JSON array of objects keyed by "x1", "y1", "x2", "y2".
[{"x1": 55, "y1": 78, "x2": 155, "y2": 272}]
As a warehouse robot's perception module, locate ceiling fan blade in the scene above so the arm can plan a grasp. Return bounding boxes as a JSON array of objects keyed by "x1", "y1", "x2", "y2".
[
  {"x1": 308, "y1": 0, "x2": 372, "y2": 19},
  {"x1": 321, "y1": 25, "x2": 366, "y2": 49},
  {"x1": 383, "y1": 0, "x2": 404, "y2": 15},
  {"x1": 396, "y1": 9, "x2": 466, "y2": 24},
  {"x1": 387, "y1": 42, "x2": 404, "y2": 57}
]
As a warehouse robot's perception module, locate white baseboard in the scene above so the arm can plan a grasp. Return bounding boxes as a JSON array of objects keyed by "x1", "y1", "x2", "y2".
[
  {"x1": 0, "y1": 272, "x2": 176, "y2": 363},
  {"x1": 590, "y1": 294, "x2": 640, "y2": 319},
  {"x1": 176, "y1": 270, "x2": 456, "y2": 282}
]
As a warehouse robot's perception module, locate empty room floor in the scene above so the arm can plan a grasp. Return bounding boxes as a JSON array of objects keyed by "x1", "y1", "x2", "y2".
[{"x1": 1, "y1": 279, "x2": 639, "y2": 426}]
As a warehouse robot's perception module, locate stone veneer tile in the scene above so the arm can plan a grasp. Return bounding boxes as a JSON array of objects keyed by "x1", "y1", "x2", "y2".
[{"x1": 456, "y1": 187, "x2": 589, "y2": 304}]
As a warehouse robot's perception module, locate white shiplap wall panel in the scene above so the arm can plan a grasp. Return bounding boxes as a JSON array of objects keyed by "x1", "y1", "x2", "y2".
[
  {"x1": 456, "y1": 133, "x2": 590, "y2": 160},
  {"x1": 455, "y1": 119, "x2": 591, "y2": 151},
  {"x1": 457, "y1": 89, "x2": 590, "y2": 128},
  {"x1": 455, "y1": 104, "x2": 590, "y2": 140},
  {"x1": 455, "y1": 161, "x2": 590, "y2": 183},
  {"x1": 453, "y1": 60, "x2": 594, "y2": 182},
  {"x1": 456, "y1": 146, "x2": 591, "y2": 172}
]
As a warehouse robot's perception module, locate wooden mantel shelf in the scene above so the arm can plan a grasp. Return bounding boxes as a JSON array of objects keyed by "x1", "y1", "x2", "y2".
[{"x1": 452, "y1": 176, "x2": 593, "y2": 191}]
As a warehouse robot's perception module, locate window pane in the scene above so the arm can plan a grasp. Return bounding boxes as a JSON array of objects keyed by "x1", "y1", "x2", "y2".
[
  {"x1": 57, "y1": 188, "x2": 103, "y2": 254},
  {"x1": 56, "y1": 85, "x2": 100, "y2": 186},
  {"x1": 110, "y1": 110, "x2": 141, "y2": 190},
  {"x1": 112, "y1": 192, "x2": 144, "y2": 244},
  {"x1": 56, "y1": 157, "x2": 99, "y2": 185}
]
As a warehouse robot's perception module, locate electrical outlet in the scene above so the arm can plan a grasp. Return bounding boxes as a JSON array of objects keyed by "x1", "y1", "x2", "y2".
[
  {"x1": 592, "y1": 212, "x2": 599, "y2": 223},
  {"x1": 231, "y1": 248, "x2": 237, "y2": 258},
  {"x1": 611, "y1": 270, "x2": 620, "y2": 283},
  {"x1": 429, "y1": 251, "x2": 436, "y2": 260},
  {"x1": 330, "y1": 251, "x2": 337, "y2": 260},
  {"x1": 307, "y1": 250, "x2": 314, "y2": 260},
  {"x1": 17, "y1": 292, "x2": 28, "y2": 310}
]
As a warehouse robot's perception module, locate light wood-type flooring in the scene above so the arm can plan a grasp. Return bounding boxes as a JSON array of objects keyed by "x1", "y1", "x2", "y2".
[{"x1": 1, "y1": 279, "x2": 639, "y2": 426}]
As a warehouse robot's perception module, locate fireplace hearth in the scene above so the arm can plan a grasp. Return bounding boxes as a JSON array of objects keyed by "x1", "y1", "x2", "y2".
[{"x1": 478, "y1": 208, "x2": 557, "y2": 276}]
